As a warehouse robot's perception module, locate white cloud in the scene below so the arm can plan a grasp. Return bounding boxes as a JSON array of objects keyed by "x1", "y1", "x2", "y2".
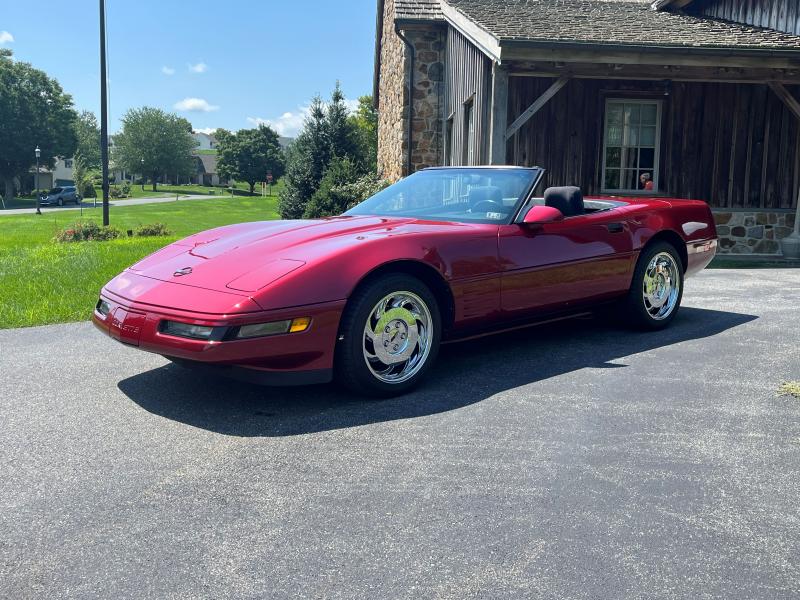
[
  {"x1": 247, "y1": 98, "x2": 360, "y2": 137},
  {"x1": 174, "y1": 97, "x2": 219, "y2": 112},
  {"x1": 188, "y1": 62, "x2": 207, "y2": 74},
  {"x1": 161, "y1": 66, "x2": 175, "y2": 76},
  {"x1": 194, "y1": 127, "x2": 218, "y2": 135},
  {"x1": 0, "y1": 31, "x2": 14, "y2": 44}
]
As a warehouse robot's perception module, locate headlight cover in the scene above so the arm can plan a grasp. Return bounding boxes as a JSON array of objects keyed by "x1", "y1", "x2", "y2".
[
  {"x1": 236, "y1": 317, "x2": 311, "y2": 339},
  {"x1": 161, "y1": 321, "x2": 215, "y2": 340}
]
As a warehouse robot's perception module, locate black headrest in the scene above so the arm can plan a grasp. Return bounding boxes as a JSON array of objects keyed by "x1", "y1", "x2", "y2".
[
  {"x1": 468, "y1": 186, "x2": 502, "y2": 205},
  {"x1": 544, "y1": 186, "x2": 583, "y2": 217}
]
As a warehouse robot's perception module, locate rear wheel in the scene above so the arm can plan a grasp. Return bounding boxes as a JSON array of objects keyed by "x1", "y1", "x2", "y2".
[
  {"x1": 625, "y1": 241, "x2": 684, "y2": 330},
  {"x1": 335, "y1": 274, "x2": 440, "y2": 397}
]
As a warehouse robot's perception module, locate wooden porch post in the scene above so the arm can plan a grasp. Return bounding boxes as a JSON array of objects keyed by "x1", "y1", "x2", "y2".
[{"x1": 489, "y1": 63, "x2": 509, "y2": 165}]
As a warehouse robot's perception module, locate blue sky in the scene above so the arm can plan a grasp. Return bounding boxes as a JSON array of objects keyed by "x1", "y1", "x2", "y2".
[{"x1": 0, "y1": 0, "x2": 376, "y2": 136}]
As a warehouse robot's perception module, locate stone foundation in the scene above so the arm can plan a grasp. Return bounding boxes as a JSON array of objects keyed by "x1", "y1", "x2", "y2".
[{"x1": 713, "y1": 210, "x2": 797, "y2": 255}]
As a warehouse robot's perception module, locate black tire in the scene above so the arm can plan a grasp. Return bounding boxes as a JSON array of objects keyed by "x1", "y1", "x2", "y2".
[
  {"x1": 57, "y1": 198, "x2": 63, "y2": 207},
  {"x1": 625, "y1": 241, "x2": 684, "y2": 330},
  {"x1": 335, "y1": 274, "x2": 441, "y2": 398}
]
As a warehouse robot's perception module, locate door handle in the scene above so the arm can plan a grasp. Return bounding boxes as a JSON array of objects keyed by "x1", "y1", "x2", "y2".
[{"x1": 607, "y1": 223, "x2": 624, "y2": 233}]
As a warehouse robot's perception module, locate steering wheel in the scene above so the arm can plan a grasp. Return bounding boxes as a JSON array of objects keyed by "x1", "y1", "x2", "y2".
[{"x1": 470, "y1": 199, "x2": 503, "y2": 214}]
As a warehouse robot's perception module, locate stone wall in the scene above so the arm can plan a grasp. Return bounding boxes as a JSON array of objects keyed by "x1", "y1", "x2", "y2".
[
  {"x1": 713, "y1": 210, "x2": 797, "y2": 255},
  {"x1": 376, "y1": 0, "x2": 408, "y2": 182},
  {"x1": 407, "y1": 30, "x2": 445, "y2": 174},
  {"x1": 376, "y1": 2, "x2": 445, "y2": 181}
]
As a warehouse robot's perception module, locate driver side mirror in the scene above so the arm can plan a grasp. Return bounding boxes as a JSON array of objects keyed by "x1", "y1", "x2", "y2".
[{"x1": 523, "y1": 205, "x2": 564, "y2": 225}]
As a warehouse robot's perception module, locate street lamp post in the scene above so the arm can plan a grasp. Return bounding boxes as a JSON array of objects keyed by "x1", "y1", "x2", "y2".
[
  {"x1": 35, "y1": 146, "x2": 41, "y2": 215},
  {"x1": 141, "y1": 158, "x2": 145, "y2": 191}
]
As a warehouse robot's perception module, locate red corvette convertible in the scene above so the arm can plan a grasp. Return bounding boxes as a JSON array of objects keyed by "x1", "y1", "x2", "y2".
[{"x1": 94, "y1": 167, "x2": 717, "y2": 396}]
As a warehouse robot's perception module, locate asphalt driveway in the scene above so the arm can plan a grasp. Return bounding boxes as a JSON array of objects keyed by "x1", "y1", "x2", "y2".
[{"x1": 1, "y1": 269, "x2": 798, "y2": 599}]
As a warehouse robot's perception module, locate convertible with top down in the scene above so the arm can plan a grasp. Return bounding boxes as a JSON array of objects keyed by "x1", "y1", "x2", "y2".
[{"x1": 93, "y1": 166, "x2": 717, "y2": 396}]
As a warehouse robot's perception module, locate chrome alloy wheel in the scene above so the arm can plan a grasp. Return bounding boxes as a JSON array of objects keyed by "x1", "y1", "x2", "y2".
[
  {"x1": 363, "y1": 291, "x2": 433, "y2": 384},
  {"x1": 642, "y1": 251, "x2": 681, "y2": 321}
]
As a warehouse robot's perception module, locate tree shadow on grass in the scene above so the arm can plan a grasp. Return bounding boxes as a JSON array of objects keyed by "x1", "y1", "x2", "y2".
[{"x1": 117, "y1": 307, "x2": 757, "y2": 437}]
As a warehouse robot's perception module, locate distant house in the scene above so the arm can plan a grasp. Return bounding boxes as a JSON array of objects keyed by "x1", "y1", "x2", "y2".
[
  {"x1": 192, "y1": 131, "x2": 218, "y2": 151},
  {"x1": 23, "y1": 157, "x2": 75, "y2": 192},
  {"x1": 374, "y1": 0, "x2": 800, "y2": 256},
  {"x1": 192, "y1": 153, "x2": 227, "y2": 187}
]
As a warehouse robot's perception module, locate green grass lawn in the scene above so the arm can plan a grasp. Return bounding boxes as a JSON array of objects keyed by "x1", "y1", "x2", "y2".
[{"x1": 0, "y1": 195, "x2": 281, "y2": 329}]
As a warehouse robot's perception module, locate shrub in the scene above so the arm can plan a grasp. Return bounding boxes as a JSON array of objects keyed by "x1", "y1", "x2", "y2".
[
  {"x1": 54, "y1": 221, "x2": 122, "y2": 243},
  {"x1": 121, "y1": 181, "x2": 131, "y2": 196},
  {"x1": 81, "y1": 182, "x2": 97, "y2": 198},
  {"x1": 134, "y1": 222, "x2": 172, "y2": 237},
  {"x1": 303, "y1": 158, "x2": 388, "y2": 218}
]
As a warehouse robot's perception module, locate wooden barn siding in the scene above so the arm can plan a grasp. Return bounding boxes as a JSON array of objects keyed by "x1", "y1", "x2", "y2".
[
  {"x1": 506, "y1": 77, "x2": 799, "y2": 209},
  {"x1": 444, "y1": 26, "x2": 492, "y2": 165},
  {"x1": 691, "y1": 0, "x2": 800, "y2": 35}
]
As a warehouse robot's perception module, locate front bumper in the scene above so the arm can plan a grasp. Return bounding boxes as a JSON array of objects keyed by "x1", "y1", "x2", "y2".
[{"x1": 93, "y1": 288, "x2": 345, "y2": 385}]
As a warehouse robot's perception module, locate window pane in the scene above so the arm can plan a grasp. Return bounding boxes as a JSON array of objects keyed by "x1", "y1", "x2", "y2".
[
  {"x1": 638, "y1": 171, "x2": 655, "y2": 191},
  {"x1": 604, "y1": 169, "x2": 620, "y2": 190},
  {"x1": 625, "y1": 126, "x2": 640, "y2": 147},
  {"x1": 623, "y1": 148, "x2": 637, "y2": 169},
  {"x1": 640, "y1": 126, "x2": 656, "y2": 146},
  {"x1": 641, "y1": 104, "x2": 657, "y2": 126},
  {"x1": 621, "y1": 169, "x2": 639, "y2": 190},
  {"x1": 606, "y1": 124, "x2": 623, "y2": 146},
  {"x1": 605, "y1": 147, "x2": 621, "y2": 168},
  {"x1": 624, "y1": 104, "x2": 641, "y2": 127},
  {"x1": 639, "y1": 148, "x2": 655, "y2": 170},
  {"x1": 607, "y1": 104, "x2": 623, "y2": 126}
]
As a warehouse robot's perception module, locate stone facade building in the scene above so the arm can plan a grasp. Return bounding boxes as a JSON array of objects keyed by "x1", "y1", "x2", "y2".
[{"x1": 374, "y1": 0, "x2": 800, "y2": 257}]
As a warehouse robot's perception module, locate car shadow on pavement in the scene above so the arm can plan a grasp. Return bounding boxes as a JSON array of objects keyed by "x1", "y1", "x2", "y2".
[{"x1": 117, "y1": 307, "x2": 757, "y2": 437}]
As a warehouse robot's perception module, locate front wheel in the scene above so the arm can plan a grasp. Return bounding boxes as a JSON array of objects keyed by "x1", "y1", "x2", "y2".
[
  {"x1": 335, "y1": 274, "x2": 441, "y2": 397},
  {"x1": 625, "y1": 241, "x2": 684, "y2": 330}
]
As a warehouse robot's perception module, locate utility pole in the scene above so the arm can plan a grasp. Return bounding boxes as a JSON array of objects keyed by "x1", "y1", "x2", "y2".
[{"x1": 99, "y1": 0, "x2": 110, "y2": 226}]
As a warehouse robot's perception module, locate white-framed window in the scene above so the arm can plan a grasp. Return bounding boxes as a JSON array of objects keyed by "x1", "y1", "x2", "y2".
[
  {"x1": 64, "y1": 159, "x2": 73, "y2": 169},
  {"x1": 602, "y1": 99, "x2": 662, "y2": 193}
]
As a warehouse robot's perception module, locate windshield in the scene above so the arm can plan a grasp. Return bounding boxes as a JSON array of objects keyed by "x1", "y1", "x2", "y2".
[
  {"x1": 48, "y1": 188, "x2": 63, "y2": 194},
  {"x1": 346, "y1": 168, "x2": 542, "y2": 224}
]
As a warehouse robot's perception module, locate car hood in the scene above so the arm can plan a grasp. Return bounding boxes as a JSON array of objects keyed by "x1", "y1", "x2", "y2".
[{"x1": 127, "y1": 215, "x2": 471, "y2": 294}]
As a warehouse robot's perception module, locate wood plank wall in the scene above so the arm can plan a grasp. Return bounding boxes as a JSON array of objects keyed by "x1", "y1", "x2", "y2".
[
  {"x1": 691, "y1": 0, "x2": 800, "y2": 35},
  {"x1": 444, "y1": 26, "x2": 492, "y2": 166},
  {"x1": 506, "y1": 77, "x2": 799, "y2": 209}
]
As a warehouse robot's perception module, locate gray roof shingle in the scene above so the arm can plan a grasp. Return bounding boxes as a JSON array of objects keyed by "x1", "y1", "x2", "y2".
[
  {"x1": 396, "y1": 0, "x2": 444, "y2": 21},
  {"x1": 444, "y1": 0, "x2": 800, "y2": 51}
]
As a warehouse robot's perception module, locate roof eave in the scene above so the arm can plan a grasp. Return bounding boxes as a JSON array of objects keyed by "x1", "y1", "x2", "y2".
[
  {"x1": 499, "y1": 39, "x2": 800, "y2": 70},
  {"x1": 651, "y1": 0, "x2": 697, "y2": 10}
]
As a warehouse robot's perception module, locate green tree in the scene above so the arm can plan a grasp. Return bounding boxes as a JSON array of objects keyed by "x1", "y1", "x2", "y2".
[
  {"x1": 278, "y1": 96, "x2": 329, "y2": 219},
  {"x1": 349, "y1": 95, "x2": 378, "y2": 172},
  {"x1": 73, "y1": 110, "x2": 101, "y2": 170},
  {"x1": 0, "y1": 50, "x2": 78, "y2": 202},
  {"x1": 326, "y1": 82, "x2": 362, "y2": 163},
  {"x1": 279, "y1": 85, "x2": 368, "y2": 219},
  {"x1": 113, "y1": 107, "x2": 197, "y2": 191},
  {"x1": 303, "y1": 157, "x2": 388, "y2": 218},
  {"x1": 217, "y1": 125, "x2": 285, "y2": 194}
]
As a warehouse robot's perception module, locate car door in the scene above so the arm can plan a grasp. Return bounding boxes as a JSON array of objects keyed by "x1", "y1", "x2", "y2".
[{"x1": 498, "y1": 209, "x2": 637, "y2": 316}]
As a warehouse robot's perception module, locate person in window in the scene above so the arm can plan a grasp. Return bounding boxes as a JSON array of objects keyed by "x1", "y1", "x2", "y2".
[{"x1": 640, "y1": 172, "x2": 654, "y2": 191}]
